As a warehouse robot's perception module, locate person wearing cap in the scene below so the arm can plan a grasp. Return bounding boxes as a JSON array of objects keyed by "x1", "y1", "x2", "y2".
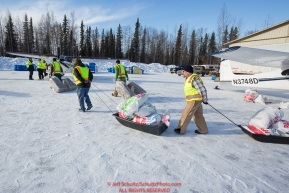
[
  {"x1": 112, "y1": 59, "x2": 129, "y2": 97},
  {"x1": 72, "y1": 58, "x2": 93, "y2": 112},
  {"x1": 174, "y1": 65, "x2": 209, "y2": 135}
]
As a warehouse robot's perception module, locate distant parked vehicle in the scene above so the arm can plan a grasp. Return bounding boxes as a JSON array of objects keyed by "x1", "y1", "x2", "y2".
[
  {"x1": 193, "y1": 64, "x2": 218, "y2": 76},
  {"x1": 177, "y1": 69, "x2": 183, "y2": 76},
  {"x1": 170, "y1": 66, "x2": 184, "y2": 74}
]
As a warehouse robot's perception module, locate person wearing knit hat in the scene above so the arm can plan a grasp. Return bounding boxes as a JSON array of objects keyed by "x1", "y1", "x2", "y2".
[
  {"x1": 174, "y1": 65, "x2": 209, "y2": 135},
  {"x1": 72, "y1": 58, "x2": 94, "y2": 112}
]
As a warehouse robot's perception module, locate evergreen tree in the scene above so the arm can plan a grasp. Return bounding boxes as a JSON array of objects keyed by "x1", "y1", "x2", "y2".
[
  {"x1": 85, "y1": 26, "x2": 92, "y2": 57},
  {"x1": 229, "y1": 27, "x2": 234, "y2": 42},
  {"x1": 116, "y1": 24, "x2": 123, "y2": 58},
  {"x1": 23, "y1": 14, "x2": 29, "y2": 53},
  {"x1": 174, "y1": 25, "x2": 182, "y2": 65},
  {"x1": 5, "y1": 14, "x2": 18, "y2": 52},
  {"x1": 233, "y1": 27, "x2": 239, "y2": 40},
  {"x1": 28, "y1": 17, "x2": 34, "y2": 53},
  {"x1": 104, "y1": 31, "x2": 109, "y2": 57},
  {"x1": 79, "y1": 20, "x2": 85, "y2": 56},
  {"x1": 68, "y1": 29, "x2": 74, "y2": 56},
  {"x1": 130, "y1": 18, "x2": 140, "y2": 62},
  {"x1": 198, "y1": 34, "x2": 208, "y2": 64},
  {"x1": 108, "y1": 28, "x2": 114, "y2": 57},
  {"x1": 183, "y1": 45, "x2": 189, "y2": 65},
  {"x1": 189, "y1": 30, "x2": 196, "y2": 65},
  {"x1": 222, "y1": 25, "x2": 228, "y2": 47},
  {"x1": 61, "y1": 15, "x2": 69, "y2": 55},
  {"x1": 140, "y1": 27, "x2": 146, "y2": 63},
  {"x1": 100, "y1": 29, "x2": 105, "y2": 57},
  {"x1": 92, "y1": 27, "x2": 100, "y2": 57},
  {"x1": 208, "y1": 31, "x2": 218, "y2": 64}
]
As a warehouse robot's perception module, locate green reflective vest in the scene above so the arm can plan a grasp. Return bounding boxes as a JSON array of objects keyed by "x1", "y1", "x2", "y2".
[
  {"x1": 26, "y1": 60, "x2": 33, "y2": 68},
  {"x1": 115, "y1": 64, "x2": 126, "y2": 78},
  {"x1": 52, "y1": 61, "x2": 61, "y2": 74},
  {"x1": 73, "y1": 66, "x2": 89, "y2": 85},
  {"x1": 184, "y1": 74, "x2": 203, "y2": 102}
]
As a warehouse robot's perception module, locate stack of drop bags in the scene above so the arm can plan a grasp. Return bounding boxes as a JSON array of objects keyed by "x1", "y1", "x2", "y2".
[
  {"x1": 115, "y1": 80, "x2": 147, "y2": 100},
  {"x1": 49, "y1": 76, "x2": 77, "y2": 93},
  {"x1": 117, "y1": 93, "x2": 170, "y2": 127},
  {"x1": 243, "y1": 88, "x2": 273, "y2": 105},
  {"x1": 247, "y1": 107, "x2": 289, "y2": 136}
]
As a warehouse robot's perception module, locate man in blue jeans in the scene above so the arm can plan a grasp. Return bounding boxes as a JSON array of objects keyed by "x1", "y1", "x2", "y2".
[{"x1": 72, "y1": 58, "x2": 93, "y2": 112}]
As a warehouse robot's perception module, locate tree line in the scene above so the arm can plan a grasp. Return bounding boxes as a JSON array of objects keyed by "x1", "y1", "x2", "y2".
[{"x1": 1, "y1": 6, "x2": 241, "y2": 66}]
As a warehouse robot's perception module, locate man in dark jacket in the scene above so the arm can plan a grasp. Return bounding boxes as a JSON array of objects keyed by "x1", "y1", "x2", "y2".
[
  {"x1": 72, "y1": 58, "x2": 93, "y2": 112},
  {"x1": 26, "y1": 58, "x2": 34, "y2": 80}
]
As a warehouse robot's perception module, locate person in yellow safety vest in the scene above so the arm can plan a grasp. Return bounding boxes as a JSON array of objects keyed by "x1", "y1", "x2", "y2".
[
  {"x1": 50, "y1": 58, "x2": 63, "y2": 80},
  {"x1": 37, "y1": 58, "x2": 45, "y2": 80},
  {"x1": 26, "y1": 58, "x2": 34, "y2": 80},
  {"x1": 111, "y1": 59, "x2": 129, "y2": 97},
  {"x1": 42, "y1": 60, "x2": 48, "y2": 77},
  {"x1": 72, "y1": 58, "x2": 93, "y2": 112},
  {"x1": 174, "y1": 65, "x2": 209, "y2": 135}
]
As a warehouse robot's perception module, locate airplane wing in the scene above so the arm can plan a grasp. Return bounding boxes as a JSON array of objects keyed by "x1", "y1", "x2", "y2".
[
  {"x1": 6, "y1": 52, "x2": 56, "y2": 60},
  {"x1": 209, "y1": 46, "x2": 289, "y2": 69}
]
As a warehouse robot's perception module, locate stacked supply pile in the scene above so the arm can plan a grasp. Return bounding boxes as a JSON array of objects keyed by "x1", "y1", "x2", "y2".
[
  {"x1": 244, "y1": 88, "x2": 273, "y2": 105},
  {"x1": 246, "y1": 107, "x2": 289, "y2": 136},
  {"x1": 117, "y1": 93, "x2": 170, "y2": 127}
]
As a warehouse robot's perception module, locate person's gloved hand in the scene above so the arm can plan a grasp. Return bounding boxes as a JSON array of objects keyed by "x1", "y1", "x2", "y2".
[{"x1": 203, "y1": 101, "x2": 208, "y2": 105}]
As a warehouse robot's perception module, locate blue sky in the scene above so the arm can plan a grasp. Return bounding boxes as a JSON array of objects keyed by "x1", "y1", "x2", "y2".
[{"x1": 1, "y1": 0, "x2": 288, "y2": 37}]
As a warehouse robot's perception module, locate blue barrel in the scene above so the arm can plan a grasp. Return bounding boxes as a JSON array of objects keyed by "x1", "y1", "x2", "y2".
[
  {"x1": 211, "y1": 75, "x2": 216, "y2": 80},
  {"x1": 88, "y1": 62, "x2": 96, "y2": 73}
]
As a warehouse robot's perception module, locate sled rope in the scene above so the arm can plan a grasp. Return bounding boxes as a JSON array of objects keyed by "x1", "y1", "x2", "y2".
[
  {"x1": 91, "y1": 82, "x2": 118, "y2": 112},
  {"x1": 208, "y1": 103, "x2": 239, "y2": 127}
]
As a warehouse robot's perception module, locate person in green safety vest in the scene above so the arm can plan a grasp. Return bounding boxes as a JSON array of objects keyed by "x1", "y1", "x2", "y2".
[
  {"x1": 111, "y1": 59, "x2": 129, "y2": 97},
  {"x1": 50, "y1": 58, "x2": 63, "y2": 80},
  {"x1": 37, "y1": 58, "x2": 45, "y2": 80},
  {"x1": 72, "y1": 58, "x2": 93, "y2": 112},
  {"x1": 174, "y1": 65, "x2": 209, "y2": 135},
  {"x1": 26, "y1": 58, "x2": 34, "y2": 80},
  {"x1": 42, "y1": 60, "x2": 48, "y2": 77}
]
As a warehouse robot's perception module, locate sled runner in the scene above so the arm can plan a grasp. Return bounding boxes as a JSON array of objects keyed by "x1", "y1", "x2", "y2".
[
  {"x1": 239, "y1": 125, "x2": 289, "y2": 144},
  {"x1": 113, "y1": 113, "x2": 168, "y2": 136}
]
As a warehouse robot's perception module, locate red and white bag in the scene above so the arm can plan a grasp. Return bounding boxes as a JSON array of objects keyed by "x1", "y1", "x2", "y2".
[
  {"x1": 270, "y1": 120, "x2": 289, "y2": 136},
  {"x1": 244, "y1": 88, "x2": 259, "y2": 102},
  {"x1": 248, "y1": 107, "x2": 284, "y2": 129}
]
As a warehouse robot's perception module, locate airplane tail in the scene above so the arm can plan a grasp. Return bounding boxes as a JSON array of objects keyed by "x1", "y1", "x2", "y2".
[{"x1": 219, "y1": 60, "x2": 236, "y2": 81}]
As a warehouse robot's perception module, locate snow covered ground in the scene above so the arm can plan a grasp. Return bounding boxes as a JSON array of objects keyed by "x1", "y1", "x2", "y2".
[{"x1": 0, "y1": 57, "x2": 289, "y2": 193}]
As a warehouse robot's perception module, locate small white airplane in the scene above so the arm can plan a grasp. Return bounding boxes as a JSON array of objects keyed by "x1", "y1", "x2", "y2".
[{"x1": 209, "y1": 46, "x2": 289, "y2": 90}]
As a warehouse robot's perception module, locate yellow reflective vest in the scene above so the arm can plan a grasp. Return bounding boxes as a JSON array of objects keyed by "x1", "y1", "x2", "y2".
[
  {"x1": 26, "y1": 60, "x2": 33, "y2": 68},
  {"x1": 37, "y1": 61, "x2": 45, "y2": 69},
  {"x1": 43, "y1": 62, "x2": 47, "y2": 70},
  {"x1": 52, "y1": 61, "x2": 61, "y2": 74},
  {"x1": 184, "y1": 74, "x2": 203, "y2": 102},
  {"x1": 73, "y1": 66, "x2": 89, "y2": 85},
  {"x1": 115, "y1": 64, "x2": 126, "y2": 78}
]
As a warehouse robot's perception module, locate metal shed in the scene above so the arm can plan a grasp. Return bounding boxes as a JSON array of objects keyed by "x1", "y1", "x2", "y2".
[{"x1": 224, "y1": 20, "x2": 289, "y2": 48}]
